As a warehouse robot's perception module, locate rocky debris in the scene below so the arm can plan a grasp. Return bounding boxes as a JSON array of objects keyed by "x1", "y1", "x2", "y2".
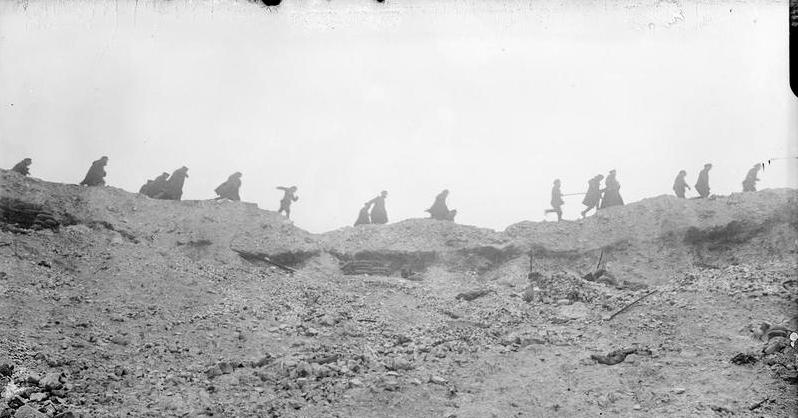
[
  {"x1": 11, "y1": 405, "x2": 46, "y2": 418},
  {"x1": 454, "y1": 289, "x2": 494, "y2": 301},
  {"x1": 591, "y1": 348, "x2": 652, "y2": 366},
  {"x1": 0, "y1": 365, "x2": 12, "y2": 377},
  {"x1": 1, "y1": 170, "x2": 797, "y2": 416},
  {"x1": 39, "y1": 373, "x2": 64, "y2": 391},
  {"x1": 527, "y1": 271, "x2": 601, "y2": 305},
  {"x1": 429, "y1": 375, "x2": 448, "y2": 385},
  {"x1": 730, "y1": 353, "x2": 758, "y2": 365},
  {"x1": 0, "y1": 364, "x2": 73, "y2": 417}
]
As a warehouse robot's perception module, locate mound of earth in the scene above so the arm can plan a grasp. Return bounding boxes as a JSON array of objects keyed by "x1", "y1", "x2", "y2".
[{"x1": 0, "y1": 169, "x2": 796, "y2": 417}]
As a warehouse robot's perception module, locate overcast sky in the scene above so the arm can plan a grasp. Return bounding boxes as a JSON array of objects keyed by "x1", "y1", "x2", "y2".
[{"x1": 1, "y1": 0, "x2": 796, "y2": 233}]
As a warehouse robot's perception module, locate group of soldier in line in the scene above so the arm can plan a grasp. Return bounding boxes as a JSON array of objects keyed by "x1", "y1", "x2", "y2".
[
  {"x1": 8, "y1": 157, "x2": 767, "y2": 225},
  {"x1": 543, "y1": 162, "x2": 764, "y2": 221}
]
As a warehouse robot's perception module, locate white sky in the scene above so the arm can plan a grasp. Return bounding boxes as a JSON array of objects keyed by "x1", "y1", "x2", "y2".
[{"x1": 1, "y1": 0, "x2": 796, "y2": 232}]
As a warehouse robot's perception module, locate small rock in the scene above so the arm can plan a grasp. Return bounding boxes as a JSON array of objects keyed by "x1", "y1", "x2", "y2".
[
  {"x1": 386, "y1": 358, "x2": 413, "y2": 371},
  {"x1": 10, "y1": 405, "x2": 45, "y2": 418},
  {"x1": 319, "y1": 315, "x2": 338, "y2": 327},
  {"x1": 39, "y1": 372, "x2": 64, "y2": 391},
  {"x1": 218, "y1": 362, "x2": 234, "y2": 374},
  {"x1": 349, "y1": 378, "x2": 363, "y2": 387},
  {"x1": 764, "y1": 337, "x2": 789, "y2": 355},
  {"x1": 429, "y1": 375, "x2": 448, "y2": 385},
  {"x1": 632, "y1": 404, "x2": 642, "y2": 410},
  {"x1": 204, "y1": 366, "x2": 222, "y2": 379},
  {"x1": 379, "y1": 376, "x2": 400, "y2": 391},
  {"x1": 24, "y1": 373, "x2": 40, "y2": 386},
  {"x1": 216, "y1": 374, "x2": 239, "y2": 386},
  {"x1": 109, "y1": 335, "x2": 129, "y2": 346},
  {"x1": 28, "y1": 392, "x2": 48, "y2": 402},
  {"x1": 7, "y1": 396, "x2": 25, "y2": 409},
  {"x1": 253, "y1": 355, "x2": 273, "y2": 367},
  {"x1": 672, "y1": 387, "x2": 686, "y2": 394},
  {"x1": 0, "y1": 364, "x2": 13, "y2": 377},
  {"x1": 304, "y1": 328, "x2": 319, "y2": 337}
]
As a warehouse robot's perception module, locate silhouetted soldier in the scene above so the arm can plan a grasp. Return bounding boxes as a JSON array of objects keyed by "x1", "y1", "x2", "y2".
[
  {"x1": 742, "y1": 164, "x2": 762, "y2": 192},
  {"x1": 580, "y1": 175, "x2": 604, "y2": 218},
  {"x1": 277, "y1": 186, "x2": 298, "y2": 218},
  {"x1": 80, "y1": 156, "x2": 109, "y2": 186},
  {"x1": 367, "y1": 190, "x2": 389, "y2": 224},
  {"x1": 156, "y1": 166, "x2": 189, "y2": 200},
  {"x1": 600, "y1": 169, "x2": 624, "y2": 209},
  {"x1": 544, "y1": 179, "x2": 564, "y2": 221},
  {"x1": 695, "y1": 163, "x2": 712, "y2": 198},
  {"x1": 139, "y1": 172, "x2": 170, "y2": 197},
  {"x1": 426, "y1": 189, "x2": 457, "y2": 221},
  {"x1": 672, "y1": 170, "x2": 690, "y2": 198},
  {"x1": 215, "y1": 172, "x2": 242, "y2": 201},
  {"x1": 11, "y1": 158, "x2": 32, "y2": 176},
  {"x1": 354, "y1": 202, "x2": 372, "y2": 226}
]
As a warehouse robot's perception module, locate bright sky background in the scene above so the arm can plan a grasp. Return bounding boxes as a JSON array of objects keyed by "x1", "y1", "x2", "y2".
[{"x1": 1, "y1": 0, "x2": 796, "y2": 233}]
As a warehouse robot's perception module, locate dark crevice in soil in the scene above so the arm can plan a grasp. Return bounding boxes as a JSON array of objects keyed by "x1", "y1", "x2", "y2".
[{"x1": 235, "y1": 249, "x2": 321, "y2": 269}]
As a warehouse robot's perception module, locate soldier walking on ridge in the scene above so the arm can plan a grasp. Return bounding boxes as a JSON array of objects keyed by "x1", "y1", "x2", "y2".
[
  {"x1": 580, "y1": 175, "x2": 604, "y2": 218},
  {"x1": 695, "y1": 163, "x2": 712, "y2": 198},
  {"x1": 742, "y1": 163, "x2": 762, "y2": 192},
  {"x1": 544, "y1": 179, "x2": 565, "y2": 221},
  {"x1": 367, "y1": 190, "x2": 389, "y2": 224},
  {"x1": 11, "y1": 158, "x2": 32, "y2": 176},
  {"x1": 277, "y1": 186, "x2": 299, "y2": 218},
  {"x1": 80, "y1": 156, "x2": 109, "y2": 186},
  {"x1": 672, "y1": 170, "x2": 690, "y2": 198}
]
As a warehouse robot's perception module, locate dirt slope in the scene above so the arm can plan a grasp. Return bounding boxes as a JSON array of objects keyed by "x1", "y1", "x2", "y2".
[{"x1": 1, "y1": 170, "x2": 796, "y2": 417}]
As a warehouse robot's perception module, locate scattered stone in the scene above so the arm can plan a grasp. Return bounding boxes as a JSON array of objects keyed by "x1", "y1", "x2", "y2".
[
  {"x1": 763, "y1": 337, "x2": 789, "y2": 355},
  {"x1": 378, "y1": 376, "x2": 400, "y2": 391},
  {"x1": 429, "y1": 375, "x2": 448, "y2": 385},
  {"x1": 253, "y1": 355, "x2": 273, "y2": 367},
  {"x1": 0, "y1": 365, "x2": 12, "y2": 377},
  {"x1": 521, "y1": 286, "x2": 538, "y2": 303},
  {"x1": 7, "y1": 396, "x2": 25, "y2": 409},
  {"x1": 455, "y1": 289, "x2": 494, "y2": 302},
  {"x1": 28, "y1": 392, "x2": 48, "y2": 402},
  {"x1": 113, "y1": 365, "x2": 127, "y2": 377},
  {"x1": 11, "y1": 405, "x2": 45, "y2": 418},
  {"x1": 204, "y1": 366, "x2": 222, "y2": 379},
  {"x1": 319, "y1": 315, "x2": 338, "y2": 327},
  {"x1": 218, "y1": 362, "x2": 234, "y2": 375},
  {"x1": 109, "y1": 335, "x2": 130, "y2": 346},
  {"x1": 558, "y1": 302, "x2": 590, "y2": 320},
  {"x1": 385, "y1": 358, "x2": 413, "y2": 371},
  {"x1": 730, "y1": 353, "x2": 758, "y2": 365},
  {"x1": 39, "y1": 372, "x2": 64, "y2": 391}
]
